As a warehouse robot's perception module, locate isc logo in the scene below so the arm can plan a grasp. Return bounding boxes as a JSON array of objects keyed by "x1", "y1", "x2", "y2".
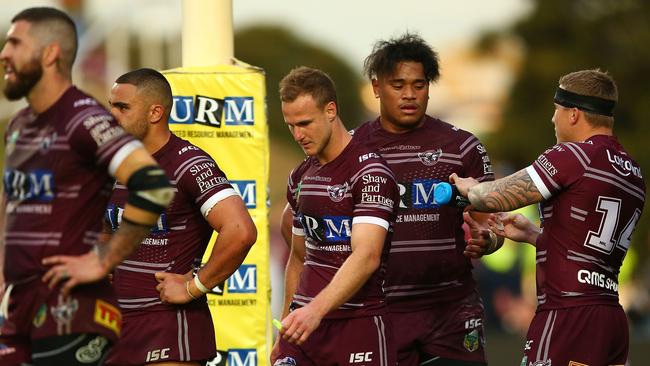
[
  {"x1": 227, "y1": 265, "x2": 257, "y2": 293},
  {"x1": 3, "y1": 169, "x2": 55, "y2": 201},
  {"x1": 228, "y1": 348, "x2": 257, "y2": 366},
  {"x1": 230, "y1": 180, "x2": 256, "y2": 209},
  {"x1": 145, "y1": 348, "x2": 170, "y2": 362},
  {"x1": 349, "y1": 352, "x2": 373, "y2": 363},
  {"x1": 170, "y1": 96, "x2": 254, "y2": 127},
  {"x1": 397, "y1": 179, "x2": 441, "y2": 209}
]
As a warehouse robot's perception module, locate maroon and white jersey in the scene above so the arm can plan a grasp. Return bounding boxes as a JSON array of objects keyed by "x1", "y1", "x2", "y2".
[
  {"x1": 287, "y1": 137, "x2": 398, "y2": 319},
  {"x1": 106, "y1": 134, "x2": 237, "y2": 313},
  {"x1": 526, "y1": 134, "x2": 645, "y2": 310},
  {"x1": 353, "y1": 116, "x2": 494, "y2": 311},
  {"x1": 3, "y1": 87, "x2": 141, "y2": 283}
]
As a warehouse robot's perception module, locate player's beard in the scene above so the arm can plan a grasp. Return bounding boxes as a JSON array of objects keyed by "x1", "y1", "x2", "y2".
[{"x1": 3, "y1": 57, "x2": 43, "y2": 100}]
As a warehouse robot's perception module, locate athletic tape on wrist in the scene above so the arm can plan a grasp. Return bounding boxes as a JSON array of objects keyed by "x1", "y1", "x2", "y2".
[{"x1": 194, "y1": 275, "x2": 210, "y2": 294}]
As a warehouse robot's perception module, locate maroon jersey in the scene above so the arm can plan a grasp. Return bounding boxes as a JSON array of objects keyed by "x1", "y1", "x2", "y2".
[
  {"x1": 106, "y1": 134, "x2": 237, "y2": 313},
  {"x1": 3, "y1": 87, "x2": 141, "y2": 283},
  {"x1": 526, "y1": 135, "x2": 645, "y2": 310},
  {"x1": 286, "y1": 137, "x2": 398, "y2": 319},
  {"x1": 353, "y1": 116, "x2": 494, "y2": 311}
]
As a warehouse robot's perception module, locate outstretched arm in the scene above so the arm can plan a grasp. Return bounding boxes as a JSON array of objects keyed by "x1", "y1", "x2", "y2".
[{"x1": 451, "y1": 168, "x2": 544, "y2": 212}]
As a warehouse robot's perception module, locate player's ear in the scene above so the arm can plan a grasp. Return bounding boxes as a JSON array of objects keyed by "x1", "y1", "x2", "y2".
[
  {"x1": 325, "y1": 101, "x2": 337, "y2": 122},
  {"x1": 570, "y1": 107, "x2": 580, "y2": 124},
  {"x1": 371, "y1": 78, "x2": 380, "y2": 98},
  {"x1": 41, "y1": 42, "x2": 60, "y2": 69},
  {"x1": 149, "y1": 104, "x2": 165, "y2": 124}
]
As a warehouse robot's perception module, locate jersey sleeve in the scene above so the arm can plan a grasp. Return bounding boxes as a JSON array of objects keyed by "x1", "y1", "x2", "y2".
[
  {"x1": 525, "y1": 142, "x2": 586, "y2": 200},
  {"x1": 350, "y1": 158, "x2": 398, "y2": 230},
  {"x1": 66, "y1": 107, "x2": 142, "y2": 176},
  {"x1": 459, "y1": 133, "x2": 494, "y2": 182},
  {"x1": 174, "y1": 152, "x2": 238, "y2": 217},
  {"x1": 286, "y1": 166, "x2": 305, "y2": 237}
]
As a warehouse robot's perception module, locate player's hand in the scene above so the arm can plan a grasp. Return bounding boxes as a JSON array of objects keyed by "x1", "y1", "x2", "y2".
[
  {"x1": 488, "y1": 213, "x2": 537, "y2": 244},
  {"x1": 42, "y1": 251, "x2": 109, "y2": 296},
  {"x1": 154, "y1": 272, "x2": 193, "y2": 304},
  {"x1": 277, "y1": 304, "x2": 322, "y2": 345},
  {"x1": 463, "y1": 211, "x2": 494, "y2": 259},
  {"x1": 449, "y1": 173, "x2": 479, "y2": 197}
]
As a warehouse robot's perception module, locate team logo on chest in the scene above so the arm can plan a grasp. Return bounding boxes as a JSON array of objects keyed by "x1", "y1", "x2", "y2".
[
  {"x1": 417, "y1": 148, "x2": 443, "y2": 166},
  {"x1": 40, "y1": 132, "x2": 58, "y2": 152},
  {"x1": 327, "y1": 182, "x2": 349, "y2": 202}
]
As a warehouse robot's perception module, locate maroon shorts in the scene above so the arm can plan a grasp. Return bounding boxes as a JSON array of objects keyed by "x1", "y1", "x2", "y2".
[
  {"x1": 271, "y1": 315, "x2": 395, "y2": 366},
  {"x1": 0, "y1": 277, "x2": 121, "y2": 365},
  {"x1": 105, "y1": 306, "x2": 216, "y2": 366},
  {"x1": 520, "y1": 305, "x2": 628, "y2": 366},
  {"x1": 387, "y1": 290, "x2": 487, "y2": 365}
]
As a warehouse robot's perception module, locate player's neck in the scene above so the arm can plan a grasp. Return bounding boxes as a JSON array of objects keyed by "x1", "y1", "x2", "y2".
[
  {"x1": 27, "y1": 72, "x2": 72, "y2": 114},
  {"x1": 575, "y1": 126, "x2": 613, "y2": 142},
  {"x1": 143, "y1": 128, "x2": 172, "y2": 154},
  {"x1": 316, "y1": 119, "x2": 352, "y2": 165}
]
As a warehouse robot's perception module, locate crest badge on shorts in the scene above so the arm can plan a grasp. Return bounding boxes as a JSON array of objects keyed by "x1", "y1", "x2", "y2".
[
  {"x1": 463, "y1": 329, "x2": 479, "y2": 352},
  {"x1": 50, "y1": 294, "x2": 79, "y2": 334}
]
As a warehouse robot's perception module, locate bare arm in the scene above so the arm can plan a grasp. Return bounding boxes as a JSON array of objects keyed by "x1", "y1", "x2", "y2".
[
  {"x1": 281, "y1": 232, "x2": 306, "y2": 318},
  {"x1": 280, "y1": 203, "x2": 293, "y2": 249},
  {"x1": 43, "y1": 148, "x2": 173, "y2": 294},
  {"x1": 279, "y1": 223, "x2": 387, "y2": 344},
  {"x1": 451, "y1": 168, "x2": 544, "y2": 212},
  {"x1": 156, "y1": 195, "x2": 257, "y2": 303}
]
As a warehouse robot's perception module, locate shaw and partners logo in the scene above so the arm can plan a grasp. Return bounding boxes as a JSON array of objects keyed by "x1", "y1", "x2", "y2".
[
  {"x1": 230, "y1": 180, "x2": 256, "y2": 209},
  {"x1": 3, "y1": 169, "x2": 55, "y2": 201},
  {"x1": 227, "y1": 264, "x2": 257, "y2": 294},
  {"x1": 170, "y1": 96, "x2": 254, "y2": 127}
]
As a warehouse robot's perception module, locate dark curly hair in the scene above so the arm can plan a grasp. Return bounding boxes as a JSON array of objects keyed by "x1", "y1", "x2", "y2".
[{"x1": 363, "y1": 33, "x2": 440, "y2": 83}]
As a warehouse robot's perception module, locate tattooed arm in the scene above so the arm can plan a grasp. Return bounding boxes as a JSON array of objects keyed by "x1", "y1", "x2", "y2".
[
  {"x1": 42, "y1": 148, "x2": 173, "y2": 295},
  {"x1": 450, "y1": 168, "x2": 544, "y2": 212}
]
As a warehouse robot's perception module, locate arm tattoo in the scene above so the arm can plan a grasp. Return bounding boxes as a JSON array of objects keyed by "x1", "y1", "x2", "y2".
[
  {"x1": 468, "y1": 168, "x2": 544, "y2": 212},
  {"x1": 97, "y1": 220, "x2": 151, "y2": 271}
]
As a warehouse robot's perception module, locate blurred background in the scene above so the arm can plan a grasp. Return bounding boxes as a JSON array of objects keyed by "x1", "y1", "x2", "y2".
[{"x1": 1, "y1": 0, "x2": 649, "y2": 364}]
